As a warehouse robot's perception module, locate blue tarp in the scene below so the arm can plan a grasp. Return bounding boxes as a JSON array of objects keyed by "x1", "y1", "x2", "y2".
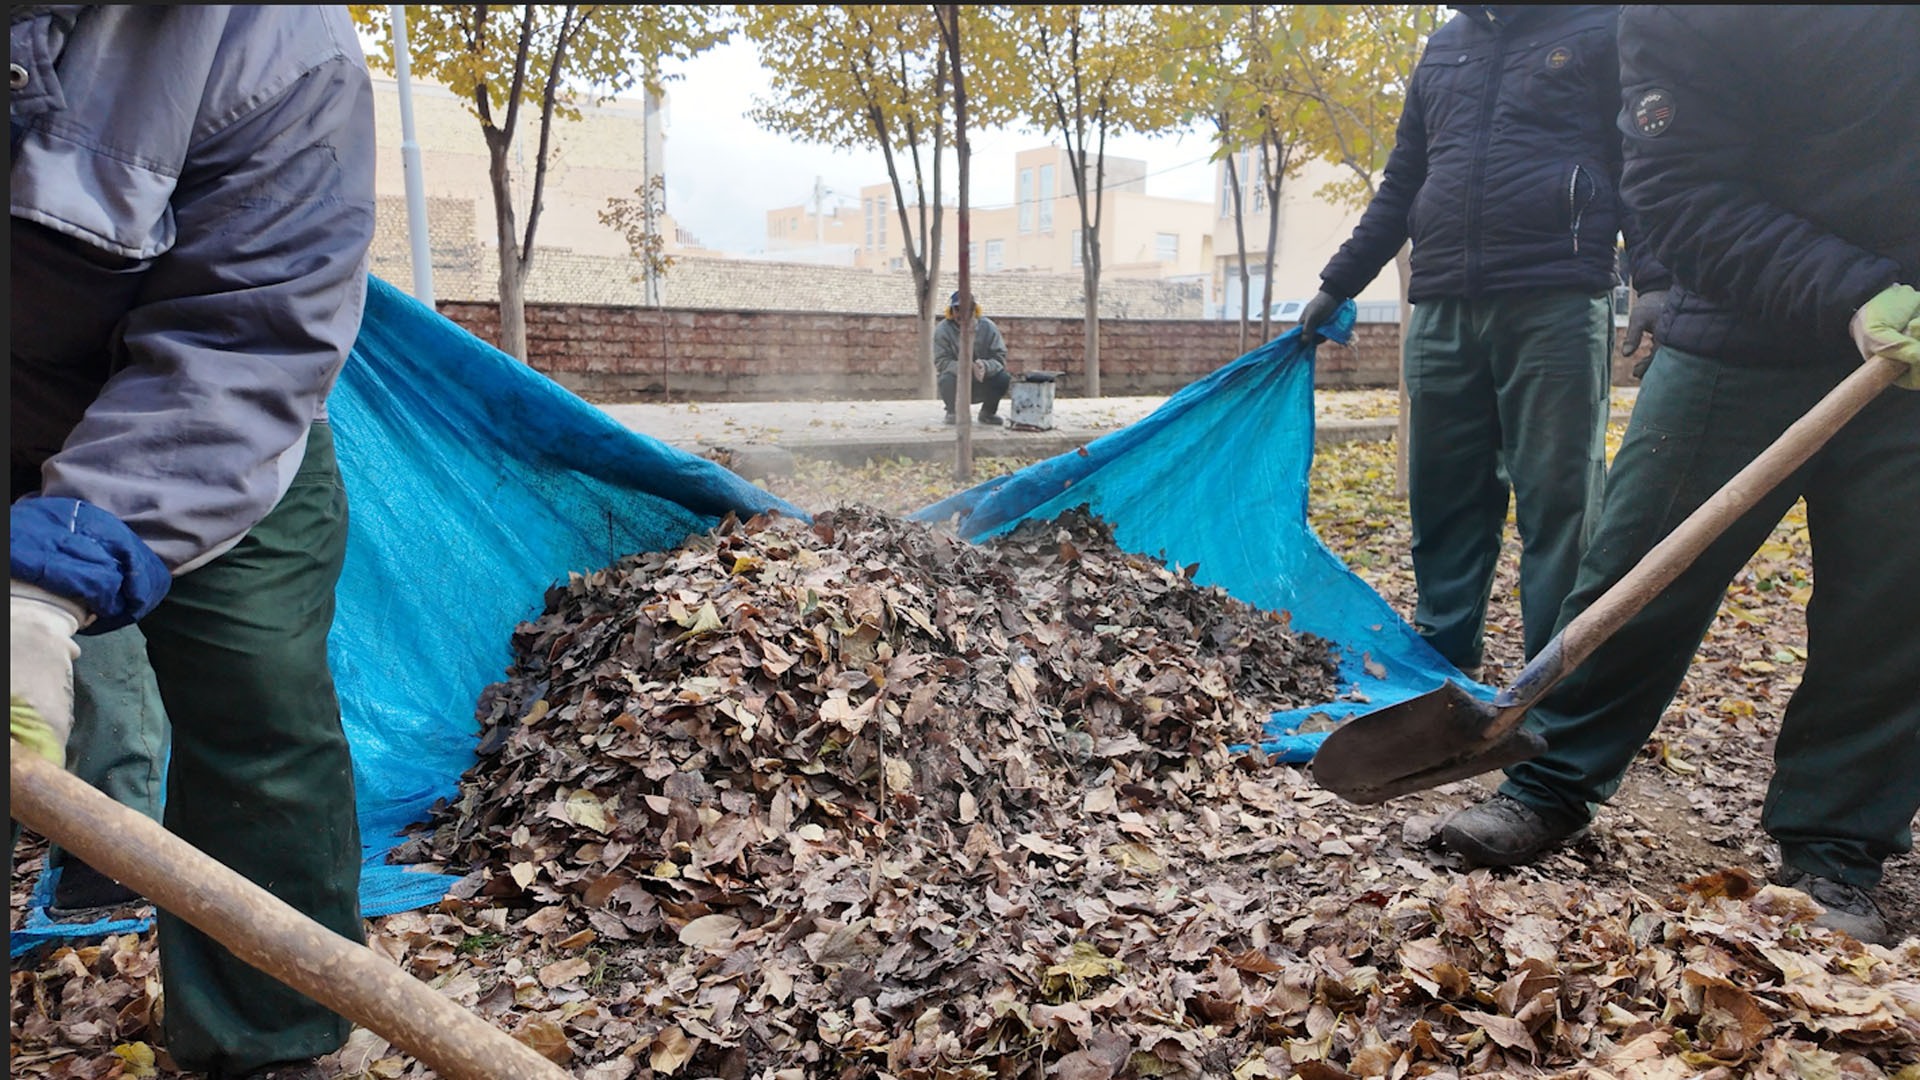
[
  {"x1": 12, "y1": 278, "x2": 803, "y2": 956},
  {"x1": 913, "y1": 305, "x2": 1485, "y2": 760},
  {"x1": 12, "y1": 281, "x2": 1479, "y2": 958}
]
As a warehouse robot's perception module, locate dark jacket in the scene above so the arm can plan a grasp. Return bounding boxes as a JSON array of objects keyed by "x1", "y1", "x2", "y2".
[
  {"x1": 1320, "y1": 5, "x2": 1644, "y2": 304},
  {"x1": 1617, "y1": 5, "x2": 1920, "y2": 367}
]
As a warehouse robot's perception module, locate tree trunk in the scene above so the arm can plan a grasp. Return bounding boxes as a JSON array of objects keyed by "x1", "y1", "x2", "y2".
[
  {"x1": 1082, "y1": 271, "x2": 1100, "y2": 397},
  {"x1": 1394, "y1": 242, "x2": 1413, "y2": 499},
  {"x1": 941, "y1": 4, "x2": 972, "y2": 481},
  {"x1": 498, "y1": 258, "x2": 529, "y2": 365},
  {"x1": 917, "y1": 289, "x2": 938, "y2": 401},
  {"x1": 1258, "y1": 134, "x2": 1279, "y2": 344},
  {"x1": 487, "y1": 143, "x2": 530, "y2": 362},
  {"x1": 1225, "y1": 149, "x2": 1249, "y2": 355}
]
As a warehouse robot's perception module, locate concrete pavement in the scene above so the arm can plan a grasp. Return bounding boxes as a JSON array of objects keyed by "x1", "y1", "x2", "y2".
[{"x1": 598, "y1": 388, "x2": 1638, "y2": 469}]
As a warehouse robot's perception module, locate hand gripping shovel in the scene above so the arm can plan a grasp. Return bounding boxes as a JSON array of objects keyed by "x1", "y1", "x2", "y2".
[{"x1": 1311, "y1": 355, "x2": 1906, "y2": 804}]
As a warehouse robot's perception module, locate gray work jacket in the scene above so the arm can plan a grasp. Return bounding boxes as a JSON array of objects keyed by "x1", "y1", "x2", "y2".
[
  {"x1": 9, "y1": 5, "x2": 376, "y2": 573},
  {"x1": 932, "y1": 315, "x2": 1009, "y2": 379}
]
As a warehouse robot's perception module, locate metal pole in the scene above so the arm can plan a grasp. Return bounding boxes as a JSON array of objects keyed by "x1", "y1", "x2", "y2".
[{"x1": 391, "y1": 4, "x2": 435, "y2": 306}]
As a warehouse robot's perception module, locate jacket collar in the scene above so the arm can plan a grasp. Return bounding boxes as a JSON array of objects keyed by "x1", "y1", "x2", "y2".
[{"x1": 1451, "y1": 5, "x2": 1580, "y2": 35}]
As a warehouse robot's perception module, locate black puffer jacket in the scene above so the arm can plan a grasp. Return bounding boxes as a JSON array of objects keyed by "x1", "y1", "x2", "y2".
[
  {"x1": 1320, "y1": 5, "x2": 1645, "y2": 304},
  {"x1": 1618, "y1": 5, "x2": 1920, "y2": 368}
]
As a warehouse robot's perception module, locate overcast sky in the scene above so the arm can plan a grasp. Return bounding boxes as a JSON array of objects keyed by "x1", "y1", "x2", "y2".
[{"x1": 656, "y1": 37, "x2": 1223, "y2": 254}]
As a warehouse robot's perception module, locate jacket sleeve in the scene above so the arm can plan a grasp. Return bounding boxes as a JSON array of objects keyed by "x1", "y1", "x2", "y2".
[
  {"x1": 932, "y1": 321, "x2": 958, "y2": 374},
  {"x1": 37, "y1": 51, "x2": 377, "y2": 575},
  {"x1": 1616, "y1": 6, "x2": 1899, "y2": 343},
  {"x1": 1599, "y1": 15, "x2": 1670, "y2": 294},
  {"x1": 1318, "y1": 74, "x2": 1429, "y2": 300},
  {"x1": 978, "y1": 320, "x2": 1008, "y2": 371}
]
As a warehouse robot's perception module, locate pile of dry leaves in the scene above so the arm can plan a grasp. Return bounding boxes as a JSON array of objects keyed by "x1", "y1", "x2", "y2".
[
  {"x1": 11, "y1": 501, "x2": 1920, "y2": 1079},
  {"x1": 365, "y1": 505, "x2": 1915, "y2": 1079},
  {"x1": 388, "y1": 505, "x2": 1344, "y2": 1075}
]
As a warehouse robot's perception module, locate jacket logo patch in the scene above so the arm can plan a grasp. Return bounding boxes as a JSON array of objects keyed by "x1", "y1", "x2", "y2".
[
  {"x1": 1631, "y1": 88, "x2": 1675, "y2": 137},
  {"x1": 1546, "y1": 47, "x2": 1572, "y2": 70}
]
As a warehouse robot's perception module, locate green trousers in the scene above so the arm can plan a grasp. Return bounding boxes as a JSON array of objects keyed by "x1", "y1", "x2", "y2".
[
  {"x1": 1403, "y1": 290, "x2": 1613, "y2": 669},
  {"x1": 138, "y1": 422, "x2": 363, "y2": 1073},
  {"x1": 52, "y1": 624, "x2": 170, "y2": 871},
  {"x1": 1501, "y1": 347, "x2": 1920, "y2": 888}
]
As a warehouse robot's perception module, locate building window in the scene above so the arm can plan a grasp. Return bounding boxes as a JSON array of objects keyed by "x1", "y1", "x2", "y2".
[
  {"x1": 968, "y1": 241, "x2": 979, "y2": 268},
  {"x1": 985, "y1": 239, "x2": 1005, "y2": 271},
  {"x1": 1037, "y1": 165, "x2": 1055, "y2": 231},
  {"x1": 1155, "y1": 232, "x2": 1179, "y2": 262},
  {"x1": 890, "y1": 257, "x2": 904, "y2": 270},
  {"x1": 876, "y1": 196, "x2": 888, "y2": 249},
  {"x1": 1070, "y1": 229, "x2": 1083, "y2": 269},
  {"x1": 1017, "y1": 168, "x2": 1034, "y2": 233},
  {"x1": 863, "y1": 198, "x2": 874, "y2": 249}
]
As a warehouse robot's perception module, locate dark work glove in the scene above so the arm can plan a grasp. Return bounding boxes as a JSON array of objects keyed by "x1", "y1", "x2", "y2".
[
  {"x1": 1297, "y1": 290, "x2": 1347, "y2": 342},
  {"x1": 1621, "y1": 289, "x2": 1667, "y2": 379}
]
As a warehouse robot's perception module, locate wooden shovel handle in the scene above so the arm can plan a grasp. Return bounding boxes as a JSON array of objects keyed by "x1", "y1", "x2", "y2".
[
  {"x1": 1496, "y1": 355, "x2": 1904, "y2": 718},
  {"x1": 9, "y1": 751, "x2": 571, "y2": 1080}
]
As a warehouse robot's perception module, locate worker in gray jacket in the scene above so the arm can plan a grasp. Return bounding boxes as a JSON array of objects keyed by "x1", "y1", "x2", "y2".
[
  {"x1": 10, "y1": 6, "x2": 375, "y2": 1077},
  {"x1": 933, "y1": 291, "x2": 1012, "y2": 425}
]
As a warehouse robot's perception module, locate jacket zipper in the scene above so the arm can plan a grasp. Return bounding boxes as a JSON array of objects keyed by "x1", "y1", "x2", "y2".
[
  {"x1": 1567, "y1": 164, "x2": 1593, "y2": 255},
  {"x1": 1465, "y1": 32, "x2": 1510, "y2": 294}
]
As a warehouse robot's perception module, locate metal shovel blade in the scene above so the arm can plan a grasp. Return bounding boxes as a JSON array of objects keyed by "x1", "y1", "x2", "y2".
[{"x1": 1308, "y1": 680, "x2": 1547, "y2": 804}]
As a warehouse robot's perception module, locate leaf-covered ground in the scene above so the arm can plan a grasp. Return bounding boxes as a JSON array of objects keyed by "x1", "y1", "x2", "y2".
[{"x1": 10, "y1": 431, "x2": 1918, "y2": 1079}]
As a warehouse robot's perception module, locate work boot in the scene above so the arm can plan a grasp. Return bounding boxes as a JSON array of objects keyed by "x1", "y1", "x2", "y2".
[
  {"x1": 977, "y1": 411, "x2": 1003, "y2": 426},
  {"x1": 50, "y1": 857, "x2": 140, "y2": 917},
  {"x1": 1776, "y1": 866, "x2": 1892, "y2": 946},
  {"x1": 1439, "y1": 793, "x2": 1586, "y2": 867},
  {"x1": 942, "y1": 410, "x2": 957, "y2": 425}
]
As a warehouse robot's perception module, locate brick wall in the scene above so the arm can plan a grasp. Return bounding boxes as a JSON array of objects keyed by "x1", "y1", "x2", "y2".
[{"x1": 435, "y1": 301, "x2": 1408, "y2": 400}]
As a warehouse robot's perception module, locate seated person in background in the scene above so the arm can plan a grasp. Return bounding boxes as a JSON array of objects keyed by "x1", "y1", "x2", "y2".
[{"x1": 934, "y1": 291, "x2": 1011, "y2": 426}]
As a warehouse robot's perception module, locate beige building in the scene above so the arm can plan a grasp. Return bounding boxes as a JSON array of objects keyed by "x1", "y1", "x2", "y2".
[
  {"x1": 763, "y1": 180, "x2": 910, "y2": 270},
  {"x1": 367, "y1": 75, "x2": 715, "y2": 299},
  {"x1": 763, "y1": 145, "x2": 1217, "y2": 284},
  {"x1": 957, "y1": 146, "x2": 1215, "y2": 283},
  {"x1": 1210, "y1": 151, "x2": 1412, "y2": 319}
]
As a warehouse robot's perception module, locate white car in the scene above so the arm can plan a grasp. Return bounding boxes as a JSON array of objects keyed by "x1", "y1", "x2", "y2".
[{"x1": 1266, "y1": 298, "x2": 1401, "y2": 324}]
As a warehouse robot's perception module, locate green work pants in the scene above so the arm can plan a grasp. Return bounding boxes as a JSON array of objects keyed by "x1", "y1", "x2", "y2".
[
  {"x1": 141, "y1": 422, "x2": 362, "y2": 1073},
  {"x1": 1403, "y1": 290, "x2": 1612, "y2": 669},
  {"x1": 1501, "y1": 347, "x2": 1920, "y2": 888},
  {"x1": 51, "y1": 624, "x2": 170, "y2": 874}
]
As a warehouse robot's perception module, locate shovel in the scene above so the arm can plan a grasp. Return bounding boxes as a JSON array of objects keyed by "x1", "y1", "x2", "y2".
[
  {"x1": 10, "y1": 749, "x2": 572, "y2": 1080},
  {"x1": 1311, "y1": 355, "x2": 1905, "y2": 804}
]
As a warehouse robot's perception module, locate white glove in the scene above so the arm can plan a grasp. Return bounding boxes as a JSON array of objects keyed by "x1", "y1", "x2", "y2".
[{"x1": 10, "y1": 580, "x2": 91, "y2": 766}]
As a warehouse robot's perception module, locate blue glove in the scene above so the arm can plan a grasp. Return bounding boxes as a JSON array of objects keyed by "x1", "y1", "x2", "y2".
[{"x1": 10, "y1": 497, "x2": 171, "y2": 634}]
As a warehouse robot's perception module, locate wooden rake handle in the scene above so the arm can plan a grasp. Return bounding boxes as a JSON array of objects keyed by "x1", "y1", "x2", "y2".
[
  {"x1": 1496, "y1": 355, "x2": 1905, "y2": 721},
  {"x1": 10, "y1": 750, "x2": 570, "y2": 1080}
]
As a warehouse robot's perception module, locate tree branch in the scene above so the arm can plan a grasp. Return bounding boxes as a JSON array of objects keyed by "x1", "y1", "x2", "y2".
[
  {"x1": 522, "y1": 3, "x2": 579, "y2": 265},
  {"x1": 499, "y1": 3, "x2": 537, "y2": 144}
]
